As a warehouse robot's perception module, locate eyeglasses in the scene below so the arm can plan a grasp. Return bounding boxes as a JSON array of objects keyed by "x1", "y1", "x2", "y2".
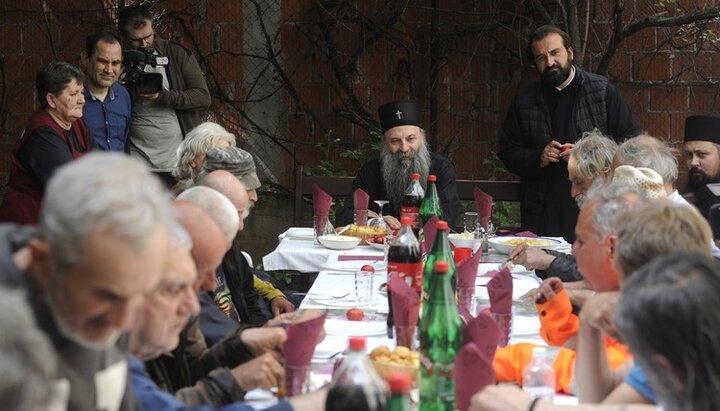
[{"x1": 129, "y1": 31, "x2": 154, "y2": 45}]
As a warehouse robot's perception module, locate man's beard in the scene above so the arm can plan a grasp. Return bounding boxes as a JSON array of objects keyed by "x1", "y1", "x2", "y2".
[
  {"x1": 380, "y1": 139, "x2": 432, "y2": 211},
  {"x1": 574, "y1": 193, "x2": 587, "y2": 208},
  {"x1": 686, "y1": 167, "x2": 720, "y2": 193},
  {"x1": 45, "y1": 281, "x2": 121, "y2": 351},
  {"x1": 542, "y1": 58, "x2": 573, "y2": 87}
]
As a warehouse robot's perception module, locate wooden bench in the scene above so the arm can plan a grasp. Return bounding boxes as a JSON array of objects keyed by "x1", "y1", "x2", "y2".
[{"x1": 294, "y1": 165, "x2": 521, "y2": 226}]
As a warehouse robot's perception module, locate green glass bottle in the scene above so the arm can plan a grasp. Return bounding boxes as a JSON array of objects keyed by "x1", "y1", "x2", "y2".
[
  {"x1": 419, "y1": 261, "x2": 462, "y2": 411},
  {"x1": 422, "y1": 220, "x2": 457, "y2": 310},
  {"x1": 419, "y1": 175, "x2": 444, "y2": 227},
  {"x1": 387, "y1": 373, "x2": 412, "y2": 411}
]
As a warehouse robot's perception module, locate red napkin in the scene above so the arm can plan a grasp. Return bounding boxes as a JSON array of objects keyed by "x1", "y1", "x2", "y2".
[
  {"x1": 455, "y1": 311, "x2": 499, "y2": 411},
  {"x1": 282, "y1": 310, "x2": 327, "y2": 397},
  {"x1": 389, "y1": 274, "x2": 421, "y2": 347},
  {"x1": 455, "y1": 343, "x2": 495, "y2": 411},
  {"x1": 457, "y1": 248, "x2": 482, "y2": 288},
  {"x1": 487, "y1": 267, "x2": 513, "y2": 314},
  {"x1": 283, "y1": 310, "x2": 328, "y2": 366},
  {"x1": 474, "y1": 187, "x2": 493, "y2": 230},
  {"x1": 313, "y1": 184, "x2": 333, "y2": 235},
  {"x1": 421, "y1": 216, "x2": 440, "y2": 254},
  {"x1": 353, "y1": 188, "x2": 369, "y2": 218}
]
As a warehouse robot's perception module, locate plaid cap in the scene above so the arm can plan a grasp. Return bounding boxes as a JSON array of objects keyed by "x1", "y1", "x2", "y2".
[{"x1": 199, "y1": 146, "x2": 261, "y2": 190}]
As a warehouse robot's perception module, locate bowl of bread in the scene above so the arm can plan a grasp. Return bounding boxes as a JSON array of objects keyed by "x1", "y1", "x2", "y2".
[{"x1": 369, "y1": 345, "x2": 419, "y2": 384}]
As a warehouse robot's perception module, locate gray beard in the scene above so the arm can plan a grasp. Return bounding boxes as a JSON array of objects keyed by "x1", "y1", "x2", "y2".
[{"x1": 380, "y1": 140, "x2": 431, "y2": 211}]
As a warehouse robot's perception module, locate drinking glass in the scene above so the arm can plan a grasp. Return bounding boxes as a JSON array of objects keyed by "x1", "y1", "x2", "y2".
[
  {"x1": 369, "y1": 200, "x2": 389, "y2": 233},
  {"x1": 464, "y1": 212, "x2": 481, "y2": 238}
]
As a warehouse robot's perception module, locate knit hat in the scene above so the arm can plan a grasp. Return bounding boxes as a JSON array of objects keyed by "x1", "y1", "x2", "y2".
[
  {"x1": 612, "y1": 165, "x2": 666, "y2": 199},
  {"x1": 198, "y1": 147, "x2": 261, "y2": 190},
  {"x1": 378, "y1": 100, "x2": 420, "y2": 133},
  {"x1": 684, "y1": 115, "x2": 720, "y2": 145}
]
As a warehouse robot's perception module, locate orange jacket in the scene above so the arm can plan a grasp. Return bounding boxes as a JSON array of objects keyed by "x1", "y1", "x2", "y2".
[{"x1": 493, "y1": 289, "x2": 632, "y2": 394}]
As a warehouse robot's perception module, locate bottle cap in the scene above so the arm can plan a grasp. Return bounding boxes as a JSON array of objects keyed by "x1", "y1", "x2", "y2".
[
  {"x1": 411, "y1": 172, "x2": 420, "y2": 180},
  {"x1": 434, "y1": 261, "x2": 449, "y2": 273},
  {"x1": 388, "y1": 373, "x2": 412, "y2": 393},
  {"x1": 400, "y1": 216, "x2": 412, "y2": 225},
  {"x1": 435, "y1": 220, "x2": 448, "y2": 230},
  {"x1": 348, "y1": 336, "x2": 367, "y2": 351},
  {"x1": 427, "y1": 174, "x2": 437, "y2": 182},
  {"x1": 360, "y1": 264, "x2": 375, "y2": 273}
]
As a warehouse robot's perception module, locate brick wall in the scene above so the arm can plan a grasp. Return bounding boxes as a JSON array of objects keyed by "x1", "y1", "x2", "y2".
[{"x1": 1, "y1": 1, "x2": 719, "y2": 188}]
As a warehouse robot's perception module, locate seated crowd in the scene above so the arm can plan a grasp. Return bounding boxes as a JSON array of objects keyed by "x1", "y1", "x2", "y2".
[{"x1": 2, "y1": 13, "x2": 720, "y2": 411}]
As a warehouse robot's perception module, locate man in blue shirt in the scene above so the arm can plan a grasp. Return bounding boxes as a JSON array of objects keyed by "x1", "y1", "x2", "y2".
[{"x1": 81, "y1": 32, "x2": 131, "y2": 151}]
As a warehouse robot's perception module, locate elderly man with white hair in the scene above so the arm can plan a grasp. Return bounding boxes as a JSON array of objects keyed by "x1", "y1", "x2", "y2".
[
  {"x1": 172, "y1": 122, "x2": 237, "y2": 193},
  {"x1": 336, "y1": 100, "x2": 459, "y2": 229},
  {"x1": 1, "y1": 152, "x2": 174, "y2": 411}
]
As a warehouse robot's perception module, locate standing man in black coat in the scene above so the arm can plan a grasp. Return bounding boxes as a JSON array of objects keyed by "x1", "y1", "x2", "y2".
[
  {"x1": 498, "y1": 25, "x2": 638, "y2": 241},
  {"x1": 337, "y1": 100, "x2": 459, "y2": 229}
]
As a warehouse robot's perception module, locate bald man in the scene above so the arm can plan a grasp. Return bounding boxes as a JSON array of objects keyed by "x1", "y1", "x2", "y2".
[
  {"x1": 145, "y1": 198, "x2": 287, "y2": 406},
  {"x1": 197, "y1": 171, "x2": 295, "y2": 346}
]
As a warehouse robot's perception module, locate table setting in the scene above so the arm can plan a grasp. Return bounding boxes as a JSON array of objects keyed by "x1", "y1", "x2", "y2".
[{"x1": 254, "y1": 184, "x2": 578, "y2": 408}]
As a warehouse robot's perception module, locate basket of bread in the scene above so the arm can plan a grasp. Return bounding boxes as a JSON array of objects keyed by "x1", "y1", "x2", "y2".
[
  {"x1": 334, "y1": 224, "x2": 390, "y2": 244},
  {"x1": 369, "y1": 345, "x2": 419, "y2": 384}
]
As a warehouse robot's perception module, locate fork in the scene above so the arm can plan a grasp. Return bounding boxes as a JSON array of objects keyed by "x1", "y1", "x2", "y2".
[{"x1": 299, "y1": 291, "x2": 352, "y2": 299}]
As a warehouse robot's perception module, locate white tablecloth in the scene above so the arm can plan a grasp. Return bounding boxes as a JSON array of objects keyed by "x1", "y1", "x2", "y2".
[{"x1": 262, "y1": 227, "x2": 385, "y2": 272}]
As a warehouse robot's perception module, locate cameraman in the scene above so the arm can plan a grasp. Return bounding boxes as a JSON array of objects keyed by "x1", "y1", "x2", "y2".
[{"x1": 118, "y1": 5, "x2": 210, "y2": 176}]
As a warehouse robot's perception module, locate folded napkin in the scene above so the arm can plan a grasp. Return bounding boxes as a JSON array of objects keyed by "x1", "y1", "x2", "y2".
[
  {"x1": 282, "y1": 309, "x2": 328, "y2": 396},
  {"x1": 390, "y1": 274, "x2": 421, "y2": 347},
  {"x1": 353, "y1": 188, "x2": 370, "y2": 225},
  {"x1": 283, "y1": 309, "x2": 328, "y2": 366},
  {"x1": 515, "y1": 230, "x2": 537, "y2": 238},
  {"x1": 455, "y1": 311, "x2": 499, "y2": 411},
  {"x1": 312, "y1": 184, "x2": 333, "y2": 233},
  {"x1": 487, "y1": 267, "x2": 513, "y2": 314},
  {"x1": 421, "y1": 216, "x2": 440, "y2": 254},
  {"x1": 474, "y1": 187, "x2": 493, "y2": 231},
  {"x1": 457, "y1": 248, "x2": 482, "y2": 288}
]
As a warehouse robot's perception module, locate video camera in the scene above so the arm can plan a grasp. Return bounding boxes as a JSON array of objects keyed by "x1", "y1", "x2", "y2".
[{"x1": 121, "y1": 47, "x2": 168, "y2": 94}]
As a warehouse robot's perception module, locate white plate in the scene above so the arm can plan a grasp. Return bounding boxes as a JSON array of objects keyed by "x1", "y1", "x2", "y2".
[
  {"x1": 309, "y1": 294, "x2": 384, "y2": 308},
  {"x1": 488, "y1": 236, "x2": 562, "y2": 255},
  {"x1": 367, "y1": 242, "x2": 386, "y2": 251},
  {"x1": 324, "y1": 318, "x2": 387, "y2": 336},
  {"x1": 281, "y1": 227, "x2": 315, "y2": 241}
]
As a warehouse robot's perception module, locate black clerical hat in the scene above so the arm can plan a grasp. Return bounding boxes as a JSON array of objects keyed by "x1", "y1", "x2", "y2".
[
  {"x1": 378, "y1": 100, "x2": 420, "y2": 133},
  {"x1": 685, "y1": 115, "x2": 720, "y2": 145}
]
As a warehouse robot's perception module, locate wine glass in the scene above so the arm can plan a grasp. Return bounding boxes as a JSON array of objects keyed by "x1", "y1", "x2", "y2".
[{"x1": 369, "y1": 200, "x2": 389, "y2": 233}]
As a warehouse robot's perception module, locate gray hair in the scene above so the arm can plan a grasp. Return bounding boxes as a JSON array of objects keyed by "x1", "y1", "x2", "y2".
[
  {"x1": 586, "y1": 182, "x2": 647, "y2": 239},
  {"x1": 0, "y1": 287, "x2": 56, "y2": 411},
  {"x1": 168, "y1": 218, "x2": 193, "y2": 251},
  {"x1": 571, "y1": 129, "x2": 618, "y2": 180},
  {"x1": 615, "y1": 200, "x2": 712, "y2": 279},
  {"x1": 614, "y1": 134, "x2": 678, "y2": 185},
  {"x1": 172, "y1": 122, "x2": 237, "y2": 182},
  {"x1": 176, "y1": 186, "x2": 239, "y2": 245},
  {"x1": 40, "y1": 153, "x2": 174, "y2": 268}
]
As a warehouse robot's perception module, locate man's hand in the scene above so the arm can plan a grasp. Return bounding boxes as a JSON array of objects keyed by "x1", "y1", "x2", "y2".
[
  {"x1": 509, "y1": 242, "x2": 555, "y2": 271},
  {"x1": 139, "y1": 92, "x2": 160, "y2": 101},
  {"x1": 240, "y1": 327, "x2": 286, "y2": 359},
  {"x1": 265, "y1": 312, "x2": 297, "y2": 328},
  {"x1": 270, "y1": 296, "x2": 295, "y2": 317},
  {"x1": 521, "y1": 277, "x2": 564, "y2": 304},
  {"x1": 230, "y1": 353, "x2": 284, "y2": 391},
  {"x1": 540, "y1": 140, "x2": 563, "y2": 168},
  {"x1": 469, "y1": 385, "x2": 535, "y2": 411},
  {"x1": 383, "y1": 215, "x2": 401, "y2": 230},
  {"x1": 579, "y1": 291, "x2": 620, "y2": 340}
]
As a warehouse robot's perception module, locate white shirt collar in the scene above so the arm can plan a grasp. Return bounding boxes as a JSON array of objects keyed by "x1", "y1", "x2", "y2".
[{"x1": 555, "y1": 65, "x2": 576, "y2": 91}]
